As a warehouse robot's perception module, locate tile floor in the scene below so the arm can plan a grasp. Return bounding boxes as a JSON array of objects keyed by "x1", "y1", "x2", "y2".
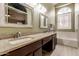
[{"x1": 44, "y1": 44, "x2": 79, "y2": 56}]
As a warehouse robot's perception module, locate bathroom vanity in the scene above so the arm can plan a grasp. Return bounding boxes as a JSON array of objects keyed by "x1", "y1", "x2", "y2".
[
  {"x1": 0, "y1": 32, "x2": 57, "y2": 56},
  {"x1": 0, "y1": 3, "x2": 57, "y2": 56}
]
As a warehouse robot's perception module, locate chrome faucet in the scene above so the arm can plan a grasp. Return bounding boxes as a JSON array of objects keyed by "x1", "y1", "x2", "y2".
[{"x1": 15, "y1": 32, "x2": 21, "y2": 39}]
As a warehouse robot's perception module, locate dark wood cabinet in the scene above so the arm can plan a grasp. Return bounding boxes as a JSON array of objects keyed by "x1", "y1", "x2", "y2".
[
  {"x1": 26, "y1": 52, "x2": 33, "y2": 56},
  {"x1": 42, "y1": 36, "x2": 52, "y2": 45},
  {"x1": 34, "y1": 48, "x2": 42, "y2": 56},
  {"x1": 42, "y1": 40, "x2": 52, "y2": 52},
  {"x1": 42, "y1": 34, "x2": 57, "y2": 52},
  {"x1": 54, "y1": 34, "x2": 57, "y2": 46},
  {"x1": 52, "y1": 37, "x2": 55, "y2": 50},
  {"x1": 53, "y1": 34, "x2": 57, "y2": 50}
]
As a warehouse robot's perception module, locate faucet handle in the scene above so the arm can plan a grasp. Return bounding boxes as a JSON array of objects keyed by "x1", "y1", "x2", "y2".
[
  {"x1": 18, "y1": 32, "x2": 21, "y2": 37},
  {"x1": 15, "y1": 32, "x2": 21, "y2": 38}
]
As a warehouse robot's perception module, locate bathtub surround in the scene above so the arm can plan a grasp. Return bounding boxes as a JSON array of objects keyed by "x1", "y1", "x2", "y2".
[{"x1": 57, "y1": 32, "x2": 78, "y2": 48}]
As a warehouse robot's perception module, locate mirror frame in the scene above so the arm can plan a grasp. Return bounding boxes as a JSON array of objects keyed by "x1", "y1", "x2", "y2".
[{"x1": 39, "y1": 13, "x2": 48, "y2": 29}]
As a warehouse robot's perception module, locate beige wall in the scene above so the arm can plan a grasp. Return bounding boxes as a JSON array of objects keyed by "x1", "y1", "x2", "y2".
[
  {"x1": 75, "y1": 4, "x2": 79, "y2": 47},
  {"x1": 47, "y1": 5, "x2": 56, "y2": 31},
  {"x1": 0, "y1": 3, "x2": 49, "y2": 37},
  {"x1": 48, "y1": 5, "x2": 55, "y2": 25},
  {"x1": 75, "y1": 3, "x2": 79, "y2": 31},
  {"x1": 41, "y1": 3, "x2": 56, "y2": 26}
]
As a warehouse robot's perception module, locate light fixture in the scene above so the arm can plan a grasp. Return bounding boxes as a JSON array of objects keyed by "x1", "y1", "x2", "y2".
[
  {"x1": 26, "y1": 3, "x2": 47, "y2": 14},
  {"x1": 37, "y1": 4, "x2": 47, "y2": 14}
]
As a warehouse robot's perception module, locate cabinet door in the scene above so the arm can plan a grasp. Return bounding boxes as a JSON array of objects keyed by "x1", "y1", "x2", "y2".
[
  {"x1": 52, "y1": 36, "x2": 55, "y2": 50},
  {"x1": 53, "y1": 34, "x2": 57, "y2": 50},
  {"x1": 34, "y1": 48, "x2": 42, "y2": 56},
  {"x1": 54, "y1": 34, "x2": 57, "y2": 47},
  {"x1": 51, "y1": 34, "x2": 57, "y2": 50}
]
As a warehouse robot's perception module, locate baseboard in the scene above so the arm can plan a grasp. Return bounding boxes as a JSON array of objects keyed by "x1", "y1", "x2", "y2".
[{"x1": 57, "y1": 38, "x2": 78, "y2": 48}]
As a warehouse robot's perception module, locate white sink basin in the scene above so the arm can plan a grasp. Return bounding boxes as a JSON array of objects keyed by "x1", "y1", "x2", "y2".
[{"x1": 9, "y1": 38, "x2": 32, "y2": 45}]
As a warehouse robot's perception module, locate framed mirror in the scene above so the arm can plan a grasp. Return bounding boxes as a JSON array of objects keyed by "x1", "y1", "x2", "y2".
[
  {"x1": 0, "y1": 3, "x2": 33, "y2": 27},
  {"x1": 39, "y1": 14, "x2": 48, "y2": 28}
]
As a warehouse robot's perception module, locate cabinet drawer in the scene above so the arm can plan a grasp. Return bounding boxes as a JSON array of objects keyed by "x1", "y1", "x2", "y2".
[
  {"x1": 43, "y1": 36, "x2": 52, "y2": 45},
  {"x1": 29, "y1": 40, "x2": 42, "y2": 51},
  {"x1": 6, "y1": 40, "x2": 42, "y2": 56}
]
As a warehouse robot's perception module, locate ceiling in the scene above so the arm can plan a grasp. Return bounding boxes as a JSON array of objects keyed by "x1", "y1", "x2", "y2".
[{"x1": 41, "y1": 3, "x2": 57, "y2": 11}]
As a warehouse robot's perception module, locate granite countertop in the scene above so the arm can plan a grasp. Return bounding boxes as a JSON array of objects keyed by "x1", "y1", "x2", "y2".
[{"x1": 0, "y1": 32, "x2": 56, "y2": 55}]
